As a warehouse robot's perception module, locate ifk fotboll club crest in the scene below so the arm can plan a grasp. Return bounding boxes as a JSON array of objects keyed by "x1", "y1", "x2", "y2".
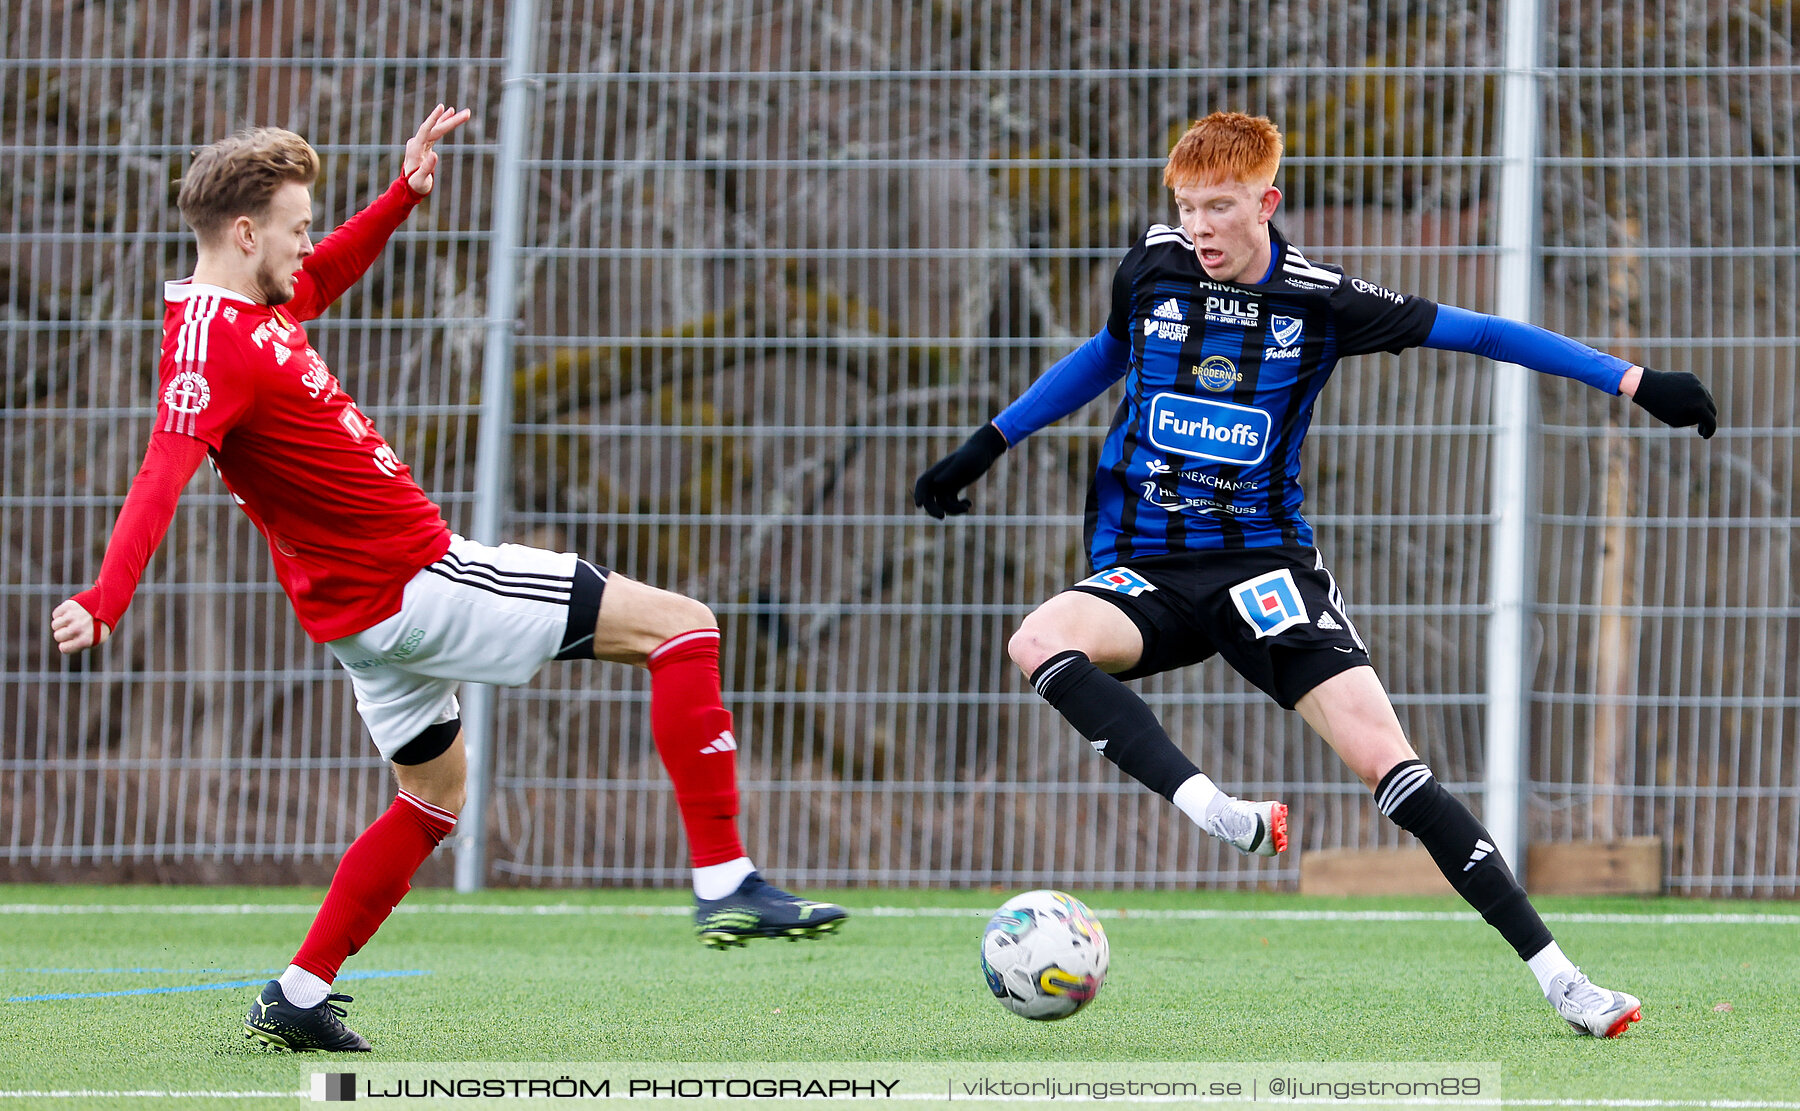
[
  {"x1": 1231, "y1": 568, "x2": 1308, "y2": 637},
  {"x1": 1269, "y1": 315, "x2": 1304, "y2": 348}
]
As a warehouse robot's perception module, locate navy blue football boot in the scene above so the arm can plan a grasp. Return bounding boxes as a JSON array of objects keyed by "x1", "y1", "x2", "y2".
[{"x1": 694, "y1": 873, "x2": 848, "y2": 948}]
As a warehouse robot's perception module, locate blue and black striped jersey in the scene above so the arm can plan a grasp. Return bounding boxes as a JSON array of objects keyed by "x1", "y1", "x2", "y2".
[{"x1": 1085, "y1": 223, "x2": 1436, "y2": 567}]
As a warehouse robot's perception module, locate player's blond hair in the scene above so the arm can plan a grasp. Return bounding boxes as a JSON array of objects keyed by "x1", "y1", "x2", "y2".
[
  {"x1": 177, "y1": 127, "x2": 320, "y2": 241},
  {"x1": 1163, "y1": 112, "x2": 1283, "y2": 189}
]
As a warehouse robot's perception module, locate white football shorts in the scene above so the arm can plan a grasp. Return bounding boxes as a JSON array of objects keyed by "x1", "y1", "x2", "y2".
[{"x1": 328, "y1": 536, "x2": 606, "y2": 760}]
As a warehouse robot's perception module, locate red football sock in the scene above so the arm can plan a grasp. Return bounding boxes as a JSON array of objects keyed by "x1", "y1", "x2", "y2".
[
  {"x1": 291, "y1": 790, "x2": 456, "y2": 983},
  {"x1": 647, "y1": 629, "x2": 745, "y2": 868}
]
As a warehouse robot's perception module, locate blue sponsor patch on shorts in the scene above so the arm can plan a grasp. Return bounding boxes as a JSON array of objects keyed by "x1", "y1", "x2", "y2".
[
  {"x1": 1230, "y1": 568, "x2": 1309, "y2": 638},
  {"x1": 1076, "y1": 567, "x2": 1157, "y2": 597}
]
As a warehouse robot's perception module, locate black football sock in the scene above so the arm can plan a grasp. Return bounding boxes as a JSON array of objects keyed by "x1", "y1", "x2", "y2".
[
  {"x1": 1376, "y1": 759, "x2": 1554, "y2": 960},
  {"x1": 1030, "y1": 650, "x2": 1200, "y2": 801}
]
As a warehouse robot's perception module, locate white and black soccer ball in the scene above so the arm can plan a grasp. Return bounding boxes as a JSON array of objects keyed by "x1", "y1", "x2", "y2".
[{"x1": 980, "y1": 889, "x2": 1109, "y2": 1020}]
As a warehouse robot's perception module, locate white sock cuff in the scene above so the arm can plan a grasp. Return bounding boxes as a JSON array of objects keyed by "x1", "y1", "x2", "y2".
[
  {"x1": 693, "y1": 856, "x2": 756, "y2": 900},
  {"x1": 1171, "y1": 774, "x2": 1223, "y2": 826},
  {"x1": 278, "y1": 964, "x2": 331, "y2": 1009},
  {"x1": 1526, "y1": 940, "x2": 1576, "y2": 996}
]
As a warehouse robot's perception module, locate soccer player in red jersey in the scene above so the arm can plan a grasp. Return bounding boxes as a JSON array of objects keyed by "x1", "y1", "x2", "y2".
[{"x1": 51, "y1": 108, "x2": 845, "y2": 1052}]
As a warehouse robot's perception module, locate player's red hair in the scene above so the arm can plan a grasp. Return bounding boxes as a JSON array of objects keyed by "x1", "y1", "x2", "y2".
[
  {"x1": 1163, "y1": 112, "x2": 1284, "y2": 189},
  {"x1": 177, "y1": 127, "x2": 320, "y2": 241}
]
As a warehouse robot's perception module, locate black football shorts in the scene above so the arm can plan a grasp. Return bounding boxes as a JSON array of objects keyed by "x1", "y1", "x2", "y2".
[{"x1": 1066, "y1": 545, "x2": 1370, "y2": 709}]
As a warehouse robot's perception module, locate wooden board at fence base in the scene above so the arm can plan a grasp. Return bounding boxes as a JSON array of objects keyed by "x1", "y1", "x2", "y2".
[
  {"x1": 1299, "y1": 847, "x2": 1455, "y2": 896},
  {"x1": 1525, "y1": 837, "x2": 1664, "y2": 895}
]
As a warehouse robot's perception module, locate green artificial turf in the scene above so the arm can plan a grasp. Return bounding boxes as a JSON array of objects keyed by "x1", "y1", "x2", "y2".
[{"x1": 1, "y1": 885, "x2": 1795, "y2": 1109}]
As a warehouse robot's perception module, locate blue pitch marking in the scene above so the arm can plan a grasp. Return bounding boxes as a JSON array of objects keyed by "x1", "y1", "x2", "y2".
[{"x1": 6, "y1": 969, "x2": 428, "y2": 1003}]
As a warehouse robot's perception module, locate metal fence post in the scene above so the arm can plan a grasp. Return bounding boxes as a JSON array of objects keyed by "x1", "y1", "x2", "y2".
[
  {"x1": 1486, "y1": 0, "x2": 1545, "y2": 878},
  {"x1": 455, "y1": 0, "x2": 537, "y2": 893}
]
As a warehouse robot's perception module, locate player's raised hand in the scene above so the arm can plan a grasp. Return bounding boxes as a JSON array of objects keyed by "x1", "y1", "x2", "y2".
[
  {"x1": 1629, "y1": 367, "x2": 1718, "y2": 439},
  {"x1": 913, "y1": 423, "x2": 1009, "y2": 519},
  {"x1": 51, "y1": 598, "x2": 110, "y2": 655},
  {"x1": 403, "y1": 104, "x2": 472, "y2": 197}
]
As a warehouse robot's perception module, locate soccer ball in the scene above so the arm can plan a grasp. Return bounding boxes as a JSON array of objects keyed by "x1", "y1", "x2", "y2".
[{"x1": 979, "y1": 889, "x2": 1109, "y2": 1020}]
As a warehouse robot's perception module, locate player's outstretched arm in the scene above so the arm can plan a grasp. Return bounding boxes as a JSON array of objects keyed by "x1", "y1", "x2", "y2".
[
  {"x1": 1423, "y1": 305, "x2": 1717, "y2": 438},
  {"x1": 51, "y1": 431, "x2": 209, "y2": 655},
  {"x1": 289, "y1": 104, "x2": 473, "y2": 321},
  {"x1": 912, "y1": 328, "x2": 1130, "y2": 519}
]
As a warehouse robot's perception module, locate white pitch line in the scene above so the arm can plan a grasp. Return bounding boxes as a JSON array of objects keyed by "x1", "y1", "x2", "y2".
[{"x1": 2, "y1": 903, "x2": 1799, "y2": 926}]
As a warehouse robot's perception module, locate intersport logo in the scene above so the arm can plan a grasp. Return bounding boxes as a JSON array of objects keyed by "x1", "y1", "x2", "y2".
[{"x1": 1145, "y1": 317, "x2": 1191, "y2": 343}]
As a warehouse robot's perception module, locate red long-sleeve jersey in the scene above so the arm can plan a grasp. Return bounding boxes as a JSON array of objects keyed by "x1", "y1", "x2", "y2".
[{"x1": 74, "y1": 176, "x2": 453, "y2": 643}]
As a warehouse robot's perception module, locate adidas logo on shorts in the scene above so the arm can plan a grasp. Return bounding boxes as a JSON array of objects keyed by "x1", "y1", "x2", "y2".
[{"x1": 1316, "y1": 610, "x2": 1343, "y2": 630}]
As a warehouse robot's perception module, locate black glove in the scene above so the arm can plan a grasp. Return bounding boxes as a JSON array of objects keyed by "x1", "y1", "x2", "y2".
[
  {"x1": 1631, "y1": 368, "x2": 1718, "y2": 439},
  {"x1": 913, "y1": 423, "x2": 1009, "y2": 519}
]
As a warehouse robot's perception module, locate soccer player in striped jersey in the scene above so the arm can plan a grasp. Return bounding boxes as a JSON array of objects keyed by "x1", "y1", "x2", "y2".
[
  {"x1": 915, "y1": 112, "x2": 1716, "y2": 1037},
  {"x1": 51, "y1": 110, "x2": 843, "y2": 1053}
]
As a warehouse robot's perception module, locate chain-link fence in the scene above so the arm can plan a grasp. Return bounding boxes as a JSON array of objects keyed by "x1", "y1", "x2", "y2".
[
  {"x1": 5, "y1": 0, "x2": 1795, "y2": 895},
  {"x1": 1529, "y1": 0, "x2": 1800, "y2": 892}
]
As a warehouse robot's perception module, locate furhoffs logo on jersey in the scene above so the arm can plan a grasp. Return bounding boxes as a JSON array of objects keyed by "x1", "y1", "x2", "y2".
[
  {"x1": 1231, "y1": 568, "x2": 1310, "y2": 638},
  {"x1": 1192, "y1": 355, "x2": 1243, "y2": 393},
  {"x1": 1204, "y1": 295, "x2": 1260, "y2": 327},
  {"x1": 1147, "y1": 392, "x2": 1270, "y2": 466},
  {"x1": 1269, "y1": 315, "x2": 1304, "y2": 348}
]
